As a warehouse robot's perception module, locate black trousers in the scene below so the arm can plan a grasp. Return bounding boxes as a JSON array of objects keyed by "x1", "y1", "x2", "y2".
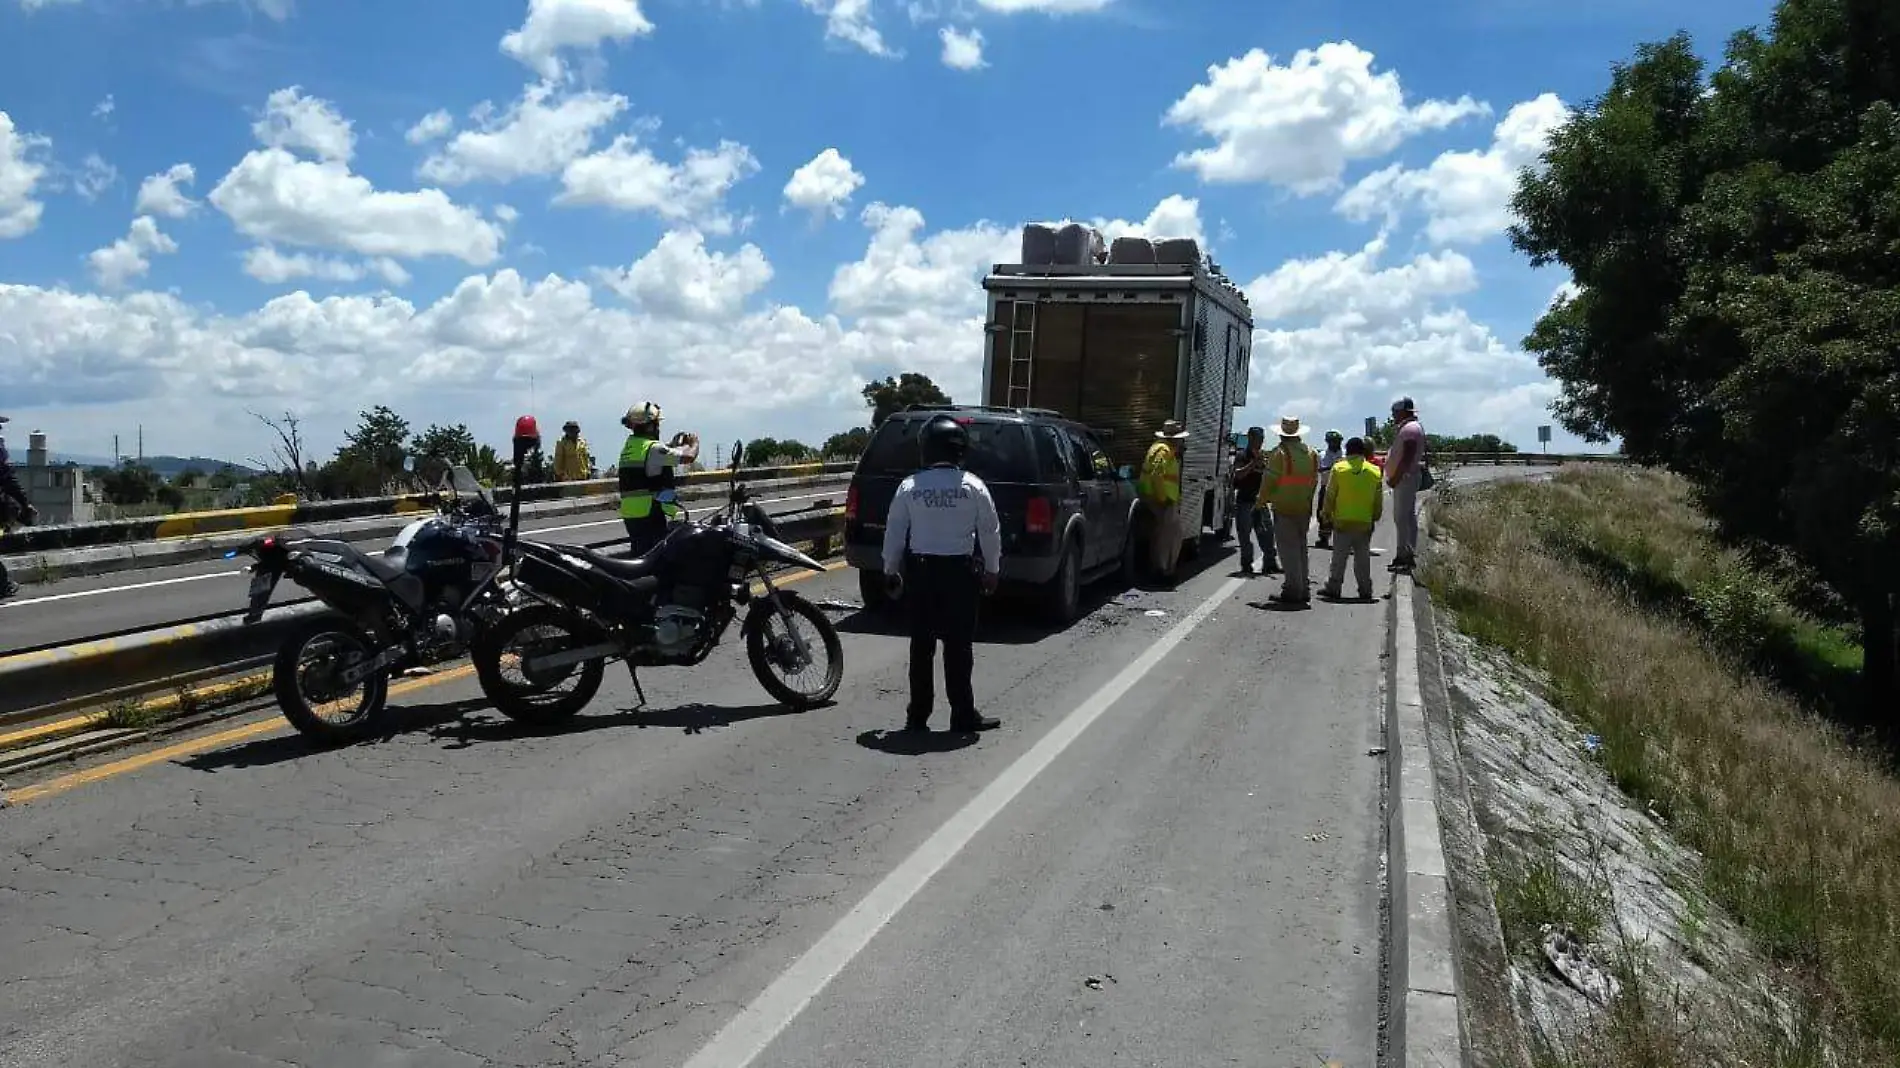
[
  {"x1": 0, "y1": 557, "x2": 13, "y2": 594},
  {"x1": 905, "y1": 553, "x2": 981, "y2": 724},
  {"x1": 624, "y1": 513, "x2": 666, "y2": 558}
]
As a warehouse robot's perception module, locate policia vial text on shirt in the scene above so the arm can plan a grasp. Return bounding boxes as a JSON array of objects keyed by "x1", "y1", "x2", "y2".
[{"x1": 880, "y1": 415, "x2": 1004, "y2": 734}]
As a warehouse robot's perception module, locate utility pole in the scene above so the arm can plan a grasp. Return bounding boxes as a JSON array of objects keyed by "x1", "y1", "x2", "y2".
[
  {"x1": 113, "y1": 434, "x2": 120, "y2": 465},
  {"x1": 137, "y1": 424, "x2": 143, "y2": 463}
]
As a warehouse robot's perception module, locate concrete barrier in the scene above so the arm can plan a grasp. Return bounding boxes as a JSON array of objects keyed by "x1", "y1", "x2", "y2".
[
  {"x1": 1429, "y1": 452, "x2": 1627, "y2": 466},
  {"x1": 0, "y1": 461, "x2": 853, "y2": 556},
  {"x1": 2, "y1": 470, "x2": 851, "y2": 586},
  {"x1": 0, "y1": 509, "x2": 847, "y2": 724}
]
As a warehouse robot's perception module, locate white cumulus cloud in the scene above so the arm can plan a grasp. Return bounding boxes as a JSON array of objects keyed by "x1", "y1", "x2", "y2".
[
  {"x1": 419, "y1": 81, "x2": 628, "y2": 185},
  {"x1": 0, "y1": 112, "x2": 51, "y2": 239},
  {"x1": 801, "y1": 0, "x2": 892, "y2": 56},
  {"x1": 598, "y1": 229, "x2": 773, "y2": 321},
  {"x1": 1165, "y1": 42, "x2": 1489, "y2": 194},
  {"x1": 558, "y1": 135, "x2": 759, "y2": 234},
  {"x1": 243, "y1": 246, "x2": 412, "y2": 287},
  {"x1": 783, "y1": 148, "x2": 865, "y2": 219},
  {"x1": 253, "y1": 86, "x2": 355, "y2": 163},
  {"x1": 501, "y1": 0, "x2": 654, "y2": 79},
  {"x1": 88, "y1": 216, "x2": 178, "y2": 290},
  {"x1": 405, "y1": 109, "x2": 455, "y2": 145},
  {"x1": 210, "y1": 148, "x2": 503, "y2": 265},
  {"x1": 135, "y1": 163, "x2": 200, "y2": 218},
  {"x1": 73, "y1": 153, "x2": 118, "y2": 202},
  {"x1": 939, "y1": 26, "x2": 985, "y2": 70},
  {"x1": 1336, "y1": 93, "x2": 1570, "y2": 245}
]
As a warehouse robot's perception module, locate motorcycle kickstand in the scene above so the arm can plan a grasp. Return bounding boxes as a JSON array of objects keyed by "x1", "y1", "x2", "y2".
[{"x1": 625, "y1": 663, "x2": 648, "y2": 708}]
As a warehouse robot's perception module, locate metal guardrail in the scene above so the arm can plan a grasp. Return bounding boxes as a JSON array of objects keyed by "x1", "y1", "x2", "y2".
[
  {"x1": 0, "y1": 461, "x2": 856, "y2": 555},
  {"x1": 1431, "y1": 452, "x2": 1628, "y2": 466},
  {"x1": 0, "y1": 509, "x2": 848, "y2": 724}
]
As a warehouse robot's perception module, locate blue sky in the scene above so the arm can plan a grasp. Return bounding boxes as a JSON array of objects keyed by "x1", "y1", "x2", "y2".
[{"x1": 1, "y1": 0, "x2": 1774, "y2": 466}]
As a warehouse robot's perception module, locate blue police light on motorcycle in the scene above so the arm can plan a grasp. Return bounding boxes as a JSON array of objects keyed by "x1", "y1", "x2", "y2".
[{"x1": 223, "y1": 549, "x2": 239, "y2": 559}]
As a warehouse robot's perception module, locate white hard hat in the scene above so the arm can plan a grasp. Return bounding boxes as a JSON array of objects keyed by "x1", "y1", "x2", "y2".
[{"x1": 622, "y1": 402, "x2": 663, "y2": 429}]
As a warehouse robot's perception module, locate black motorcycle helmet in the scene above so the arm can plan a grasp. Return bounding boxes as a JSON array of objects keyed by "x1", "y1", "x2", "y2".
[{"x1": 919, "y1": 415, "x2": 970, "y2": 467}]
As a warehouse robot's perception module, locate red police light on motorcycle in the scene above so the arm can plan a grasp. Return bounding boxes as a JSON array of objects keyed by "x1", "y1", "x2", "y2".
[{"x1": 513, "y1": 415, "x2": 541, "y2": 443}]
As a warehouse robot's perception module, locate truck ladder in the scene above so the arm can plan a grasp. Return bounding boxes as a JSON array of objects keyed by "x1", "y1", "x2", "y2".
[{"x1": 1005, "y1": 301, "x2": 1036, "y2": 408}]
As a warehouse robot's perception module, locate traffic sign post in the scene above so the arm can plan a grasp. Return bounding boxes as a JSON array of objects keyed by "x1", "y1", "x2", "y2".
[{"x1": 1538, "y1": 424, "x2": 1552, "y2": 455}]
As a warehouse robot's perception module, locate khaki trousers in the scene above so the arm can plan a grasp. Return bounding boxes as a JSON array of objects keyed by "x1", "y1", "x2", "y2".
[
  {"x1": 1272, "y1": 509, "x2": 1311, "y2": 599},
  {"x1": 1150, "y1": 502, "x2": 1183, "y2": 576}
]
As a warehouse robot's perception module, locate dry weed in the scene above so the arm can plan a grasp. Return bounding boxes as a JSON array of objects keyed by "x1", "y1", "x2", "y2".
[{"x1": 1425, "y1": 473, "x2": 1900, "y2": 1064}]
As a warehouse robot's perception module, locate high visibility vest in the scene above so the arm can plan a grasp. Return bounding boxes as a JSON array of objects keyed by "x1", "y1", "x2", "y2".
[
  {"x1": 1137, "y1": 442, "x2": 1181, "y2": 506},
  {"x1": 1259, "y1": 443, "x2": 1319, "y2": 514},
  {"x1": 617, "y1": 435, "x2": 679, "y2": 520},
  {"x1": 1328, "y1": 458, "x2": 1383, "y2": 528}
]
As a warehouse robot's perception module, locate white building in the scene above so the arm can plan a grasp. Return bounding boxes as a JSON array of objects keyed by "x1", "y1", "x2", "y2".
[{"x1": 10, "y1": 430, "x2": 96, "y2": 526}]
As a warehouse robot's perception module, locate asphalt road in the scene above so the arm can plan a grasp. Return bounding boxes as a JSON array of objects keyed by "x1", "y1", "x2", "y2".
[
  {"x1": 0, "y1": 514, "x2": 1405, "y2": 1068},
  {"x1": 0, "y1": 488, "x2": 845, "y2": 655}
]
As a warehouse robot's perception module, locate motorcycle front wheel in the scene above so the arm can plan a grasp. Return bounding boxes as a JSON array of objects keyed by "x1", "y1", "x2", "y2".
[
  {"x1": 273, "y1": 619, "x2": 390, "y2": 745},
  {"x1": 472, "y1": 603, "x2": 606, "y2": 726},
  {"x1": 745, "y1": 591, "x2": 844, "y2": 709}
]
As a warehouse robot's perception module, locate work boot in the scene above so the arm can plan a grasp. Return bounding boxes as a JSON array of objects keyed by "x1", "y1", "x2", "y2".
[
  {"x1": 1319, "y1": 585, "x2": 1342, "y2": 600},
  {"x1": 949, "y1": 713, "x2": 1001, "y2": 733},
  {"x1": 903, "y1": 708, "x2": 931, "y2": 732}
]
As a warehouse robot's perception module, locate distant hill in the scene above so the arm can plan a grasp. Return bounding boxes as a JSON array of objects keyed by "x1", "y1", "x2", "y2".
[{"x1": 46, "y1": 453, "x2": 266, "y2": 478}]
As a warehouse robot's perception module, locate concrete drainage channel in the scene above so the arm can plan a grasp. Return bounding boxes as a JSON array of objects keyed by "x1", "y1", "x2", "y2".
[{"x1": 0, "y1": 509, "x2": 848, "y2": 783}]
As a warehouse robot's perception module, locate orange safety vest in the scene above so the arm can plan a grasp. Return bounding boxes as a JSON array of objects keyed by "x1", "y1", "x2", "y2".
[{"x1": 1258, "y1": 442, "x2": 1319, "y2": 514}]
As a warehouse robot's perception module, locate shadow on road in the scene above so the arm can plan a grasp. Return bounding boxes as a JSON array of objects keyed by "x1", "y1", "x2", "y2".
[
  {"x1": 178, "y1": 693, "x2": 815, "y2": 771},
  {"x1": 855, "y1": 728, "x2": 978, "y2": 756}
]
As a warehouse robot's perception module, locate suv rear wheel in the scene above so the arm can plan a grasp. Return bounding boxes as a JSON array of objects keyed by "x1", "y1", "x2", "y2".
[{"x1": 1043, "y1": 539, "x2": 1082, "y2": 625}]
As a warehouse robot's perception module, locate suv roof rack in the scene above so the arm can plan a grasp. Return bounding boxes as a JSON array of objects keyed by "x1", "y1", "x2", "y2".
[{"x1": 900, "y1": 403, "x2": 1068, "y2": 419}]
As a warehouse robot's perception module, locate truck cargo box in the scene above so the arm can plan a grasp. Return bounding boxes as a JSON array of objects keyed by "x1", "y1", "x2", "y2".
[{"x1": 979, "y1": 256, "x2": 1254, "y2": 542}]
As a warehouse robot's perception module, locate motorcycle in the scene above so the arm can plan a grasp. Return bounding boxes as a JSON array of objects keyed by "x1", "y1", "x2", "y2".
[
  {"x1": 469, "y1": 438, "x2": 844, "y2": 724},
  {"x1": 230, "y1": 465, "x2": 515, "y2": 742}
]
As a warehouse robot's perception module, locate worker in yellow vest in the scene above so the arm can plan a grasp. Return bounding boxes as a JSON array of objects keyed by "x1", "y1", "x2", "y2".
[
  {"x1": 1319, "y1": 436, "x2": 1385, "y2": 602},
  {"x1": 617, "y1": 402, "x2": 700, "y2": 557},
  {"x1": 1137, "y1": 420, "x2": 1189, "y2": 584},
  {"x1": 1256, "y1": 415, "x2": 1320, "y2": 606}
]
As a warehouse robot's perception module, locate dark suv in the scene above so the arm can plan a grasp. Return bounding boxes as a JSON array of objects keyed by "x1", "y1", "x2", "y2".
[{"x1": 844, "y1": 405, "x2": 1141, "y2": 623}]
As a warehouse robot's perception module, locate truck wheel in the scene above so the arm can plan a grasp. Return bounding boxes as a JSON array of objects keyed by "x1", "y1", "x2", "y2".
[{"x1": 1043, "y1": 542, "x2": 1082, "y2": 625}]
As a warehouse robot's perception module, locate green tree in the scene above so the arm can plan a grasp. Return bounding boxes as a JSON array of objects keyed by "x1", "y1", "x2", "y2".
[
  {"x1": 410, "y1": 423, "x2": 478, "y2": 485},
  {"x1": 822, "y1": 427, "x2": 871, "y2": 458},
  {"x1": 741, "y1": 438, "x2": 813, "y2": 465},
  {"x1": 175, "y1": 465, "x2": 206, "y2": 486},
  {"x1": 98, "y1": 461, "x2": 162, "y2": 506},
  {"x1": 209, "y1": 465, "x2": 242, "y2": 491},
  {"x1": 323, "y1": 406, "x2": 412, "y2": 498},
  {"x1": 1508, "y1": 8, "x2": 1900, "y2": 726},
  {"x1": 862, "y1": 372, "x2": 951, "y2": 427}
]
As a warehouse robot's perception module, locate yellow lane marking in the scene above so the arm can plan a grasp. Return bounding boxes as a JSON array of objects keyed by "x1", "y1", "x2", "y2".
[
  {"x1": 0, "y1": 671, "x2": 275, "y2": 749},
  {"x1": 7, "y1": 563, "x2": 844, "y2": 805}
]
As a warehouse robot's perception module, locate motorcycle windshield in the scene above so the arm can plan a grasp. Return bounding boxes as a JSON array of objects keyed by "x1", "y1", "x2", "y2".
[{"x1": 444, "y1": 465, "x2": 496, "y2": 512}]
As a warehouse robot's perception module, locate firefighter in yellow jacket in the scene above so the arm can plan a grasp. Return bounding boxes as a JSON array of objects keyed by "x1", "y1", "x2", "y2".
[
  {"x1": 1137, "y1": 420, "x2": 1189, "y2": 585},
  {"x1": 1256, "y1": 415, "x2": 1320, "y2": 606},
  {"x1": 1319, "y1": 436, "x2": 1385, "y2": 602},
  {"x1": 553, "y1": 421, "x2": 592, "y2": 481}
]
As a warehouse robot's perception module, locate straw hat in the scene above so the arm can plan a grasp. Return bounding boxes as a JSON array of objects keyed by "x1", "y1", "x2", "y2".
[
  {"x1": 1154, "y1": 420, "x2": 1190, "y2": 440},
  {"x1": 1276, "y1": 415, "x2": 1306, "y2": 438}
]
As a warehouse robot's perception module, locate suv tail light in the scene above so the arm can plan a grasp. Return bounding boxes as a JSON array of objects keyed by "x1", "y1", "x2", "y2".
[
  {"x1": 1025, "y1": 495, "x2": 1053, "y2": 535},
  {"x1": 845, "y1": 483, "x2": 859, "y2": 520}
]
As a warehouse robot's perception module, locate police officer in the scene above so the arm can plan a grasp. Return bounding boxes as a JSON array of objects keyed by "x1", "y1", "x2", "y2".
[
  {"x1": 881, "y1": 415, "x2": 1003, "y2": 733},
  {"x1": 616, "y1": 402, "x2": 699, "y2": 557}
]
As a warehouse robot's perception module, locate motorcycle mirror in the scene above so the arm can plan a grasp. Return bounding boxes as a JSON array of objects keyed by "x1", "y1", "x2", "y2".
[{"x1": 731, "y1": 440, "x2": 744, "y2": 476}]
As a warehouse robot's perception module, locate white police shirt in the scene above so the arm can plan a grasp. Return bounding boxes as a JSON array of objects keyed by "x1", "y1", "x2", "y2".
[{"x1": 881, "y1": 464, "x2": 1003, "y2": 574}]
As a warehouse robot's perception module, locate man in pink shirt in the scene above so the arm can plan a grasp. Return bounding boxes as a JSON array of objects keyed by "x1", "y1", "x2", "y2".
[{"x1": 1384, "y1": 397, "x2": 1425, "y2": 572}]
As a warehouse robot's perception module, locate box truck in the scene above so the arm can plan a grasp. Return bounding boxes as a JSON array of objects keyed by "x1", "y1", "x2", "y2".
[{"x1": 979, "y1": 223, "x2": 1256, "y2": 561}]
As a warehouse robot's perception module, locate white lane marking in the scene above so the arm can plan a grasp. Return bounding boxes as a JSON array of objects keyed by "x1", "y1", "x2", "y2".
[
  {"x1": 679, "y1": 574, "x2": 1248, "y2": 1068},
  {"x1": 0, "y1": 569, "x2": 245, "y2": 608},
  {"x1": 0, "y1": 490, "x2": 842, "y2": 608}
]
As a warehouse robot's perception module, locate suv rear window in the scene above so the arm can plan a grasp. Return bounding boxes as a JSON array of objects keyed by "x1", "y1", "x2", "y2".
[{"x1": 859, "y1": 417, "x2": 1038, "y2": 483}]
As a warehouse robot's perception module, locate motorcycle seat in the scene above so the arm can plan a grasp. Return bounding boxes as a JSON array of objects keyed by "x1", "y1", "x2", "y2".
[
  {"x1": 559, "y1": 544, "x2": 661, "y2": 590},
  {"x1": 292, "y1": 538, "x2": 410, "y2": 583}
]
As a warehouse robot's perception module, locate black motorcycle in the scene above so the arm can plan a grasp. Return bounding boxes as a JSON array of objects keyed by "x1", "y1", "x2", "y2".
[
  {"x1": 231, "y1": 466, "x2": 515, "y2": 742},
  {"x1": 470, "y1": 439, "x2": 843, "y2": 724}
]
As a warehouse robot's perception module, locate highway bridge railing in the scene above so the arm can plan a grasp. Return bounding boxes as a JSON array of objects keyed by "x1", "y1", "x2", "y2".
[
  {"x1": 0, "y1": 461, "x2": 856, "y2": 556},
  {"x1": 1, "y1": 468, "x2": 856, "y2": 585},
  {"x1": 0, "y1": 509, "x2": 849, "y2": 753},
  {"x1": 1427, "y1": 451, "x2": 1628, "y2": 466}
]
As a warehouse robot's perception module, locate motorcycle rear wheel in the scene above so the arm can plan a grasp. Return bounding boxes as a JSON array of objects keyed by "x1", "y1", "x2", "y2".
[
  {"x1": 745, "y1": 591, "x2": 844, "y2": 709},
  {"x1": 473, "y1": 603, "x2": 606, "y2": 725},
  {"x1": 273, "y1": 619, "x2": 390, "y2": 745}
]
